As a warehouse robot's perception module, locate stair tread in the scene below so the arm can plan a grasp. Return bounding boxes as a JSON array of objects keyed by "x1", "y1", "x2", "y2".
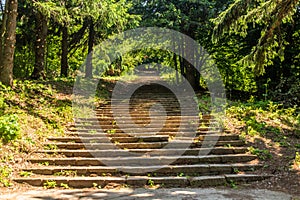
[
  {"x1": 45, "y1": 140, "x2": 244, "y2": 144},
  {"x1": 22, "y1": 163, "x2": 263, "y2": 170},
  {"x1": 13, "y1": 174, "x2": 272, "y2": 188},
  {"x1": 37, "y1": 147, "x2": 248, "y2": 153},
  {"x1": 28, "y1": 154, "x2": 256, "y2": 161},
  {"x1": 14, "y1": 174, "x2": 269, "y2": 180}
]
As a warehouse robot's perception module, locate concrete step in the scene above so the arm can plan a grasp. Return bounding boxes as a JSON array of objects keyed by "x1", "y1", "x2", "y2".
[
  {"x1": 21, "y1": 164, "x2": 263, "y2": 176},
  {"x1": 49, "y1": 134, "x2": 239, "y2": 142},
  {"x1": 13, "y1": 174, "x2": 271, "y2": 188},
  {"x1": 69, "y1": 127, "x2": 223, "y2": 134},
  {"x1": 44, "y1": 140, "x2": 244, "y2": 150},
  {"x1": 27, "y1": 154, "x2": 257, "y2": 166},
  {"x1": 73, "y1": 122, "x2": 218, "y2": 128},
  {"x1": 71, "y1": 124, "x2": 221, "y2": 131},
  {"x1": 96, "y1": 107, "x2": 201, "y2": 111},
  {"x1": 74, "y1": 120, "x2": 217, "y2": 125},
  {"x1": 95, "y1": 113, "x2": 201, "y2": 117},
  {"x1": 37, "y1": 147, "x2": 249, "y2": 157},
  {"x1": 66, "y1": 130, "x2": 228, "y2": 137},
  {"x1": 48, "y1": 136, "x2": 169, "y2": 143},
  {"x1": 75, "y1": 116, "x2": 214, "y2": 122}
]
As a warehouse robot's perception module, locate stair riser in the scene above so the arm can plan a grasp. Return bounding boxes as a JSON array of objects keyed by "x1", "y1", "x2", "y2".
[
  {"x1": 66, "y1": 131, "x2": 225, "y2": 137},
  {"x1": 14, "y1": 174, "x2": 270, "y2": 188},
  {"x1": 48, "y1": 137, "x2": 169, "y2": 143},
  {"x1": 38, "y1": 148, "x2": 248, "y2": 157},
  {"x1": 48, "y1": 135, "x2": 239, "y2": 143},
  {"x1": 28, "y1": 156, "x2": 257, "y2": 166},
  {"x1": 44, "y1": 140, "x2": 244, "y2": 150},
  {"x1": 71, "y1": 125, "x2": 221, "y2": 131},
  {"x1": 76, "y1": 117, "x2": 214, "y2": 122},
  {"x1": 74, "y1": 121, "x2": 216, "y2": 126},
  {"x1": 69, "y1": 127, "x2": 223, "y2": 135},
  {"x1": 24, "y1": 165, "x2": 262, "y2": 176}
]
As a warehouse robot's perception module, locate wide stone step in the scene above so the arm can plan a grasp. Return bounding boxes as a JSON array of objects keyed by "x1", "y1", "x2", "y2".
[
  {"x1": 76, "y1": 116, "x2": 214, "y2": 122},
  {"x1": 48, "y1": 136, "x2": 169, "y2": 143},
  {"x1": 69, "y1": 127, "x2": 223, "y2": 134},
  {"x1": 27, "y1": 154, "x2": 257, "y2": 166},
  {"x1": 71, "y1": 124, "x2": 221, "y2": 131},
  {"x1": 37, "y1": 147, "x2": 249, "y2": 157},
  {"x1": 21, "y1": 164, "x2": 263, "y2": 176},
  {"x1": 47, "y1": 135, "x2": 240, "y2": 145},
  {"x1": 74, "y1": 122, "x2": 218, "y2": 127},
  {"x1": 68, "y1": 131, "x2": 225, "y2": 137},
  {"x1": 95, "y1": 107, "x2": 197, "y2": 110},
  {"x1": 44, "y1": 140, "x2": 244, "y2": 150},
  {"x1": 101, "y1": 100, "x2": 202, "y2": 104},
  {"x1": 96, "y1": 113, "x2": 197, "y2": 117},
  {"x1": 49, "y1": 134, "x2": 239, "y2": 142},
  {"x1": 74, "y1": 119, "x2": 217, "y2": 124},
  {"x1": 66, "y1": 130, "x2": 228, "y2": 137},
  {"x1": 13, "y1": 174, "x2": 271, "y2": 188}
]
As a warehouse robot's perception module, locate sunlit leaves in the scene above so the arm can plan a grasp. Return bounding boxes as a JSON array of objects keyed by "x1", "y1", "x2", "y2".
[{"x1": 212, "y1": 0, "x2": 300, "y2": 75}]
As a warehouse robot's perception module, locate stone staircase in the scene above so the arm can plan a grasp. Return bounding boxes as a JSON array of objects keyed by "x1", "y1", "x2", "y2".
[{"x1": 14, "y1": 75, "x2": 270, "y2": 188}]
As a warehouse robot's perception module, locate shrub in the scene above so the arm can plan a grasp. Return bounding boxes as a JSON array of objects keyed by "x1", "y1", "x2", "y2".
[{"x1": 0, "y1": 114, "x2": 20, "y2": 143}]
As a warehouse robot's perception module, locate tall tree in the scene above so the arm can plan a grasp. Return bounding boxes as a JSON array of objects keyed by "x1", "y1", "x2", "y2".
[
  {"x1": 0, "y1": 0, "x2": 18, "y2": 86},
  {"x1": 30, "y1": 0, "x2": 69, "y2": 79},
  {"x1": 81, "y1": 0, "x2": 139, "y2": 78},
  {"x1": 31, "y1": 9, "x2": 48, "y2": 79},
  {"x1": 212, "y1": 0, "x2": 300, "y2": 75},
  {"x1": 131, "y1": 0, "x2": 221, "y2": 90},
  {"x1": 60, "y1": 26, "x2": 68, "y2": 77}
]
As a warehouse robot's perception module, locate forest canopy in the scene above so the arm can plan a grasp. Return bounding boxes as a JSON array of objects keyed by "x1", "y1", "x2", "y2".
[{"x1": 0, "y1": 0, "x2": 299, "y2": 105}]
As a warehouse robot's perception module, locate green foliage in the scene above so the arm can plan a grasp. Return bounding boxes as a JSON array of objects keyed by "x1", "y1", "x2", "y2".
[
  {"x1": 226, "y1": 98, "x2": 299, "y2": 153},
  {"x1": 53, "y1": 170, "x2": 77, "y2": 177},
  {"x1": 212, "y1": 0, "x2": 300, "y2": 74},
  {"x1": 295, "y1": 152, "x2": 300, "y2": 165},
  {"x1": 228, "y1": 179, "x2": 237, "y2": 189},
  {"x1": 249, "y1": 147, "x2": 272, "y2": 160},
  {"x1": 107, "y1": 129, "x2": 116, "y2": 134},
  {"x1": 44, "y1": 144, "x2": 58, "y2": 150},
  {"x1": 19, "y1": 171, "x2": 33, "y2": 177},
  {"x1": 60, "y1": 183, "x2": 70, "y2": 189},
  {"x1": 1, "y1": 79, "x2": 73, "y2": 137},
  {"x1": 147, "y1": 179, "x2": 155, "y2": 187},
  {"x1": 44, "y1": 180, "x2": 57, "y2": 189},
  {"x1": 0, "y1": 114, "x2": 20, "y2": 143},
  {"x1": 33, "y1": 1, "x2": 70, "y2": 25},
  {"x1": 0, "y1": 166, "x2": 13, "y2": 187},
  {"x1": 13, "y1": 46, "x2": 35, "y2": 79}
]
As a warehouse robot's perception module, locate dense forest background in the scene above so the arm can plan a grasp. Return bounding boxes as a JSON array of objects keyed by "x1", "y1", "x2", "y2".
[{"x1": 0, "y1": 0, "x2": 298, "y2": 105}]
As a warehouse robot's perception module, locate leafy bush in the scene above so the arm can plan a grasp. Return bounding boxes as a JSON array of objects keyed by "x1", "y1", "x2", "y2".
[
  {"x1": 0, "y1": 114, "x2": 20, "y2": 143},
  {"x1": 248, "y1": 147, "x2": 272, "y2": 160},
  {"x1": 0, "y1": 166, "x2": 12, "y2": 187}
]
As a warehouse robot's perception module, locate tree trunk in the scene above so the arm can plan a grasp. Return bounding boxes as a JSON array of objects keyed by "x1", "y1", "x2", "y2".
[
  {"x1": 184, "y1": 36, "x2": 198, "y2": 90},
  {"x1": 0, "y1": 0, "x2": 9, "y2": 60},
  {"x1": 60, "y1": 26, "x2": 68, "y2": 77},
  {"x1": 178, "y1": 41, "x2": 185, "y2": 77},
  {"x1": 173, "y1": 53, "x2": 179, "y2": 84},
  {"x1": 85, "y1": 20, "x2": 95, "y2": 79},
  {"x1": 0, "y1": 0, "x2": 18, "y2": 86},
  {"x1": 31, "y1": 11, "x2": 48, "y2": 79}
]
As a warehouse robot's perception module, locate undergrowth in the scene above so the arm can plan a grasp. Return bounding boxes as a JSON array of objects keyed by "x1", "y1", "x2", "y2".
[
  {"x1": 0, "y1": 78, "x2": 74, "y2": 187},
  {"x1": 225, "y1": 97, "x2": 300, "y2": 170}
]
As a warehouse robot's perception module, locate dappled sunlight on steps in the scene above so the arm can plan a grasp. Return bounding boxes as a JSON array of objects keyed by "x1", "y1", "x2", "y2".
[{"x1": 14, "y1": 80, "x2": 271, "y2": 188}]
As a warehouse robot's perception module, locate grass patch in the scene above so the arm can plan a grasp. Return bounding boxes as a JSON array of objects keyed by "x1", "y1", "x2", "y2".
[{"x1": 0, "y1": 79, "x2": 74, "y2": 188}]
